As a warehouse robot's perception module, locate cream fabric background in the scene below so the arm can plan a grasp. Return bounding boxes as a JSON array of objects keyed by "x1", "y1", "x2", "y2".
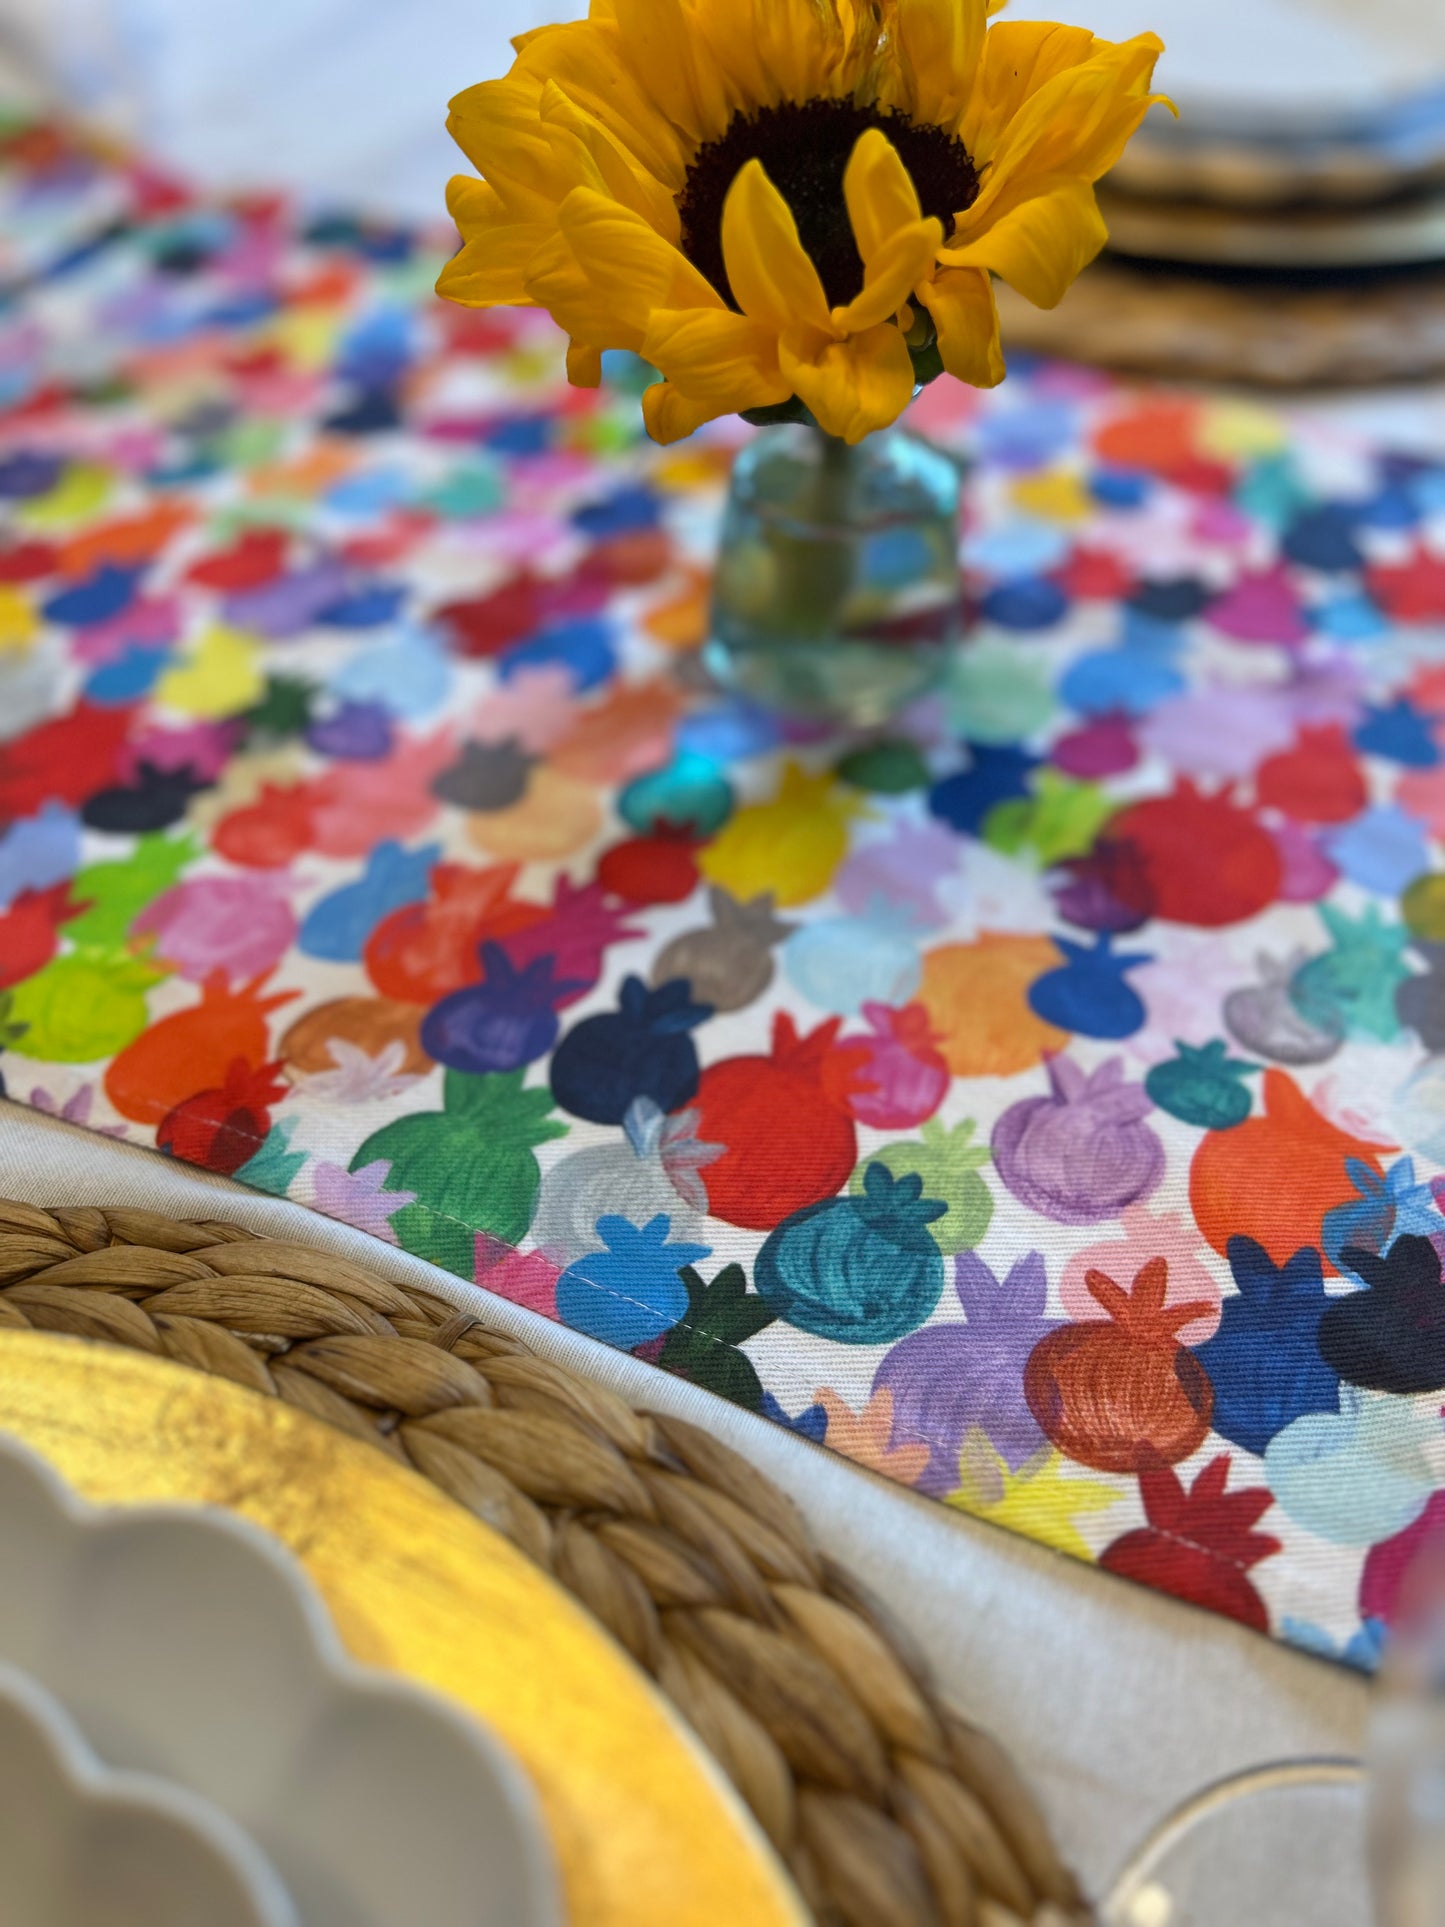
[{"x1": 0, "y1": 1101, "x2": 1368, "y2": 1897}]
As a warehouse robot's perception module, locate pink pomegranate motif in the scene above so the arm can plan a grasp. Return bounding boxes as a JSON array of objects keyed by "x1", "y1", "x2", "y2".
[
  {"x1": 135, "y1": 873, "x2": 297, "y2": 983},
  {"x1": 847, "y1": 1002, "x2": 950, "y2": 1129},
  {"x1": 1060, "y1": 1202, "x2": 1222, "y2": 1342}
]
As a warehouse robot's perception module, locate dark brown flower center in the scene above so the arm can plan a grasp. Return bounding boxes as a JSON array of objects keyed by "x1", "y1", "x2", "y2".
[{"x1": 677, "y1": 98, "x2": 979, "y2": 313}]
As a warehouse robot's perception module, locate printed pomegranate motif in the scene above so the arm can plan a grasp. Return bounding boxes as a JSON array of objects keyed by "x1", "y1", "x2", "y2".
[
  {"x1": 1223, "y1": 950, "x2": 1343, "y2": 1065},
  {"x1": 1144, "y1": 1039, "x2": 1258, "y2": 1130},
  {"x1": 281, "y1": 996, "x2": 430, "y2": 1078},
  {"x1": 1255, "y1": 725, "x2": 1367, "y2": 824},
  {"x1": 421, "y1": 942, "x2": 585, "y2": 1075},
  {"x1": 755, "y1": 1164, "x2": 946, "y2": 1346},
  {"x1": 1024, "y1": 1257, "x2": 1215, "y2": 1473},
  {"x1": 1191, "y1": 1068, "x2": 1390, "y2": 1269},
  {"x1": 157, "y1": 1057, "x2": 288, "y2": 1175},
  {"x1": 502, "y1": 878, "x2": 644, "y2": 1008},
  {"x1": 699, "y1": 762, "x2": 864, "y2": 908},
  {"x1": 1099, "y1": 1457, "x2": 1280, "y2": 1631},
  {"x1": 353, "y1": 1068, "x2": 568, "y2": 1276},
  {"x1": 845, "y1": 1003, "x2": 950, "y2": 1130},
  {"x1": 1289, "y1": 904, "x2": 1411, "y2": 1045},
  {"x1": 993, "y1": 1055, "x2": 1164, "y2": 1225},
  {"x1": 693, "y1": 1012, "x2": 871, "y2": 1230},
  {"x1": 1106, "y1": 780, "x2": 1282, "y2": 927},
  {"x1": 650, "y1": 888, "x2": 791, "y2": 1012},
  {"x1": 134, "y1": 872, "x2": 297, "y2": 983},
  {"x1": 918, "y1": 933, "x2": 1068, "y2": 1077},
  {"x1": 1060, "y1": 1203, "x2": 1222, "y2": 1341},
  {"x1": 1193, "y1": 1239, "x2": 1340, "y2": 1458},
  {"x1": 105, "y1": 970, "x2": 299, "y2": 1124},
  {"x1": 1319, "y1": 1236, "x2": 1445, "y2": 1395},
  {"x1": 0, "y1": 882, "x2": 85, "y2": 991},
  {"x1": 854, "y1": 1117, "x2": 992, "y2": 1254},
  {"x1": 1360, "y1": 1490, "x2": 1445, "y2": 1629},
  {"x1": 783, "y1": 906, "x2": 922, "y2": 1017},
  {"x1": 530, "y1": 1096, "x2": 718, "y2": 1264},
  {"x1": 555, "y1": 1214, "x2": 712, "y2": 1350},
  {"x1": 213, "y1": 779, "x2": 319, "y2": 867},
  {"x1": 364, "y1": 861, "x2": 544, "y2": 1005},
  {"x1": 549, "y1": 976, "x2": 711, "y2": 1125},
  {"x1": 873, "y1": 1249, "x2": 1062, "y2": 1492},
  {"x1": 1050, "y1": 838, "x2": 1154, "y2": 934},
  {"x1": 596, "y1": 823, "x2": 701, "y2": 905},
  {"x1": 1027, "y1": 933, "x2": 1152, "y2": 1040}
]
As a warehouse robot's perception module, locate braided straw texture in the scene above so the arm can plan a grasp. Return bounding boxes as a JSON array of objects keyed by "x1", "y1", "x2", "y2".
[{"x1": 0, "y1": 1197, "x2": 1088, "y2": 1927}]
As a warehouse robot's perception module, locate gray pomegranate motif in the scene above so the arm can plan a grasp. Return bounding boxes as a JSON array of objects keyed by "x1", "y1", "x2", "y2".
[
  {"x1": 1223, "y1": 950, "x2": 1343, "y2": 1066},
  {"x1": 529, "y1": 1097, "x2": 721, "y2": 1265},
  {"x1": 650, "y1": 887, "x2": 791, "y2": 1011},
  {"x1": 1397, "y1": 942, "x2": 1445, "y2": 1053}
]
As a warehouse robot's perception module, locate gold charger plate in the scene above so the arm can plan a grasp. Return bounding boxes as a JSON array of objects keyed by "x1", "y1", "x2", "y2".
[{"x1": 0, "y1": 1329, "x2": 806, "y2": 1927}]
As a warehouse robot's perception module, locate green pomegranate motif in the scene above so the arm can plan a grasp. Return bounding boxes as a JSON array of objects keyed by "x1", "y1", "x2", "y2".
[
  {"x1": 9, "y1": 951, "x2": 167, "y2": 1063},
  {"x1": 1145, "y1": 1040, "x2": 1260, "y2": 1131},
  {"x1": 66, "y1": 832, "x2": 200, "y2": 951},
  {"x1": 352, "y1": 1068, "x2": 567, "y2": 1278},
  {"x1": 850, "y1": 1117, "x2": 992, "y2": 1255}
]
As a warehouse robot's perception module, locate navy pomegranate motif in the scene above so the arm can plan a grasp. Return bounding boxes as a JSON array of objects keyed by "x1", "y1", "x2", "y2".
[{"x1": 549, "y1": 975, "x2": 712, "y2": 1124}]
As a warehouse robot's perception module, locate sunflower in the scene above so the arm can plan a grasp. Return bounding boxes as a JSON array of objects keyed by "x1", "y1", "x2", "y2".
[{"x1": 438, "y1": 0, "x2": 1166, "y2": 444}]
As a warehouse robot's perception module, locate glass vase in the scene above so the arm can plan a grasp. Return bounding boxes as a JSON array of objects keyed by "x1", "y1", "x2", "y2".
[{"x1": 705, "y1": 422, "x2": 964, "y2": 728}]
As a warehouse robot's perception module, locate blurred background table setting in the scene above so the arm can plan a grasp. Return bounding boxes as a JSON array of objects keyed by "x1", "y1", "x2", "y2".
[{"x1": 0, "y1": 0, "x2": 1444, "y2": 1922}]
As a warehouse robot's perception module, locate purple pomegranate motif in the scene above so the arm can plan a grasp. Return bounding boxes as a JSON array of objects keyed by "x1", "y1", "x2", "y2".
[
  {"x1": 992, "y1": 1054, "x2": 1165, "y2": 1224},
  {"x1": 421, "y1": 941, "x2": 585, "y2": 1073},
  {"x1": 872, "y1": 1251, "x2": 1063, "y2": 1495}
]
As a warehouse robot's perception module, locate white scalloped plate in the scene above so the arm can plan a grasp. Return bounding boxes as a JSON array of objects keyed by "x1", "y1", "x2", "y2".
[
  {"x1": 0, "y1": 1662, "x2": 295, "y2": 1927},
  {"x1": 0, "y1": 1434, "x2": 562, "y2": 1927}
]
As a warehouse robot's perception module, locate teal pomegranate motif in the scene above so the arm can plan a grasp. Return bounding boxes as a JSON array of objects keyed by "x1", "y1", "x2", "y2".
[{"x1": 755, "y1": 1163, "x2": 946, "y2": 1345}]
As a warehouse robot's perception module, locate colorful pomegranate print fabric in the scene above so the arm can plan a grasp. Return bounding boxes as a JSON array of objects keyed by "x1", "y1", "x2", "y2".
[{"x1": 5, "y1": 118, "x2": 1445, "y2": 1668}]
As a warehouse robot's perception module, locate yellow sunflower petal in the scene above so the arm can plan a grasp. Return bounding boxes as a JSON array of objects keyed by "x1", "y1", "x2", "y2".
[
  {"x1": 525, "y1": 188, "x2": 721, "y2": 352},
  {"x1": 642, "y1": 381, "x2": 727, "y2": 444},
  {"x1": 641, "y1": 307, "x2": 791, "y2": 410},
  {"x1": 610, "y1": 0, "x2": 734, "y2": 146},
  {"x1": 566, "y1": 341, "x2": 603, "y2": 386},
  {"x1": 939, "y1": 177, "x2": 1107, "y2": 308},
  {"x1": 437, "y1": 179, "x2": 541, "y2": 306},
  {"x1": 722, "y1": 159, "x2": 831, "y2": 337},
  {"x1": 880, "y1": 0, "x2": 988, "y2": 129},
  {"x1": 447, "y1": 77, "x2": 561, "y2": 223},
  {"x1": 538, "y1": 80, "x2": 679, "y2": 241},
  {"x1": 696, "y1": 0, "x2": 860, "y2": 118},
  {"x1": 958, "y1": 20, "x2": 1098, "y2": 162},
  {"x1": 918, "y1": 266, "x2": 1004, "y2": 387},
  {"x1": 832, "y1": 217, "x2": 942, "y2": 333},
  {"x1": 967, "y1": 30, "x2": 1167, "y2": 201},
  {"x1": 780, "y1": 320, "x2": 916, "y2": 444},
  {"x1": 843, "y1": 126, "x2": 923, "y2": 263},
  {"x1": 512, "y1": 19, "x2": 689, "y2": 188}
]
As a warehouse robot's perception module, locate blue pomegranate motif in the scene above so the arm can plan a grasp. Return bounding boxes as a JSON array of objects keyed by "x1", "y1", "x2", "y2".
[
  {"x1": 1321, "y1": 1156, "x2": 1443, "y2": 1277},
  {"x1": 555, "y1": 1213, "x2": 712, "y2": 1349},
  {"x1": 1027, "y1": 933, "x2": 1152, "y2": 1039},
  {"x1": 754, "y1": 1163, "x2": 946, "y2": 1346},
  {"x1": 549, "y1": 976, "x2": 712, "y2": 1124},
  {"x1": 421, "y1": 941, "x2": 585, "y2": 1075},
  {"x1": 1192, "y1": 1238, "x2": 1340, "y2": 1458},
  {"x1": 298, "y1": 839, "x2": 439, "y2": 962}
]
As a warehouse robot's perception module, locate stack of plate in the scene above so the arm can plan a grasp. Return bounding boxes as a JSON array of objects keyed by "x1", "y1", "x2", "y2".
[
  {"x1": 0, "y1": 1434, "x2": 560, "y2": 1927},
  {"x1": 998, "y1": 0, "x2": 1445, "y2": 384}
]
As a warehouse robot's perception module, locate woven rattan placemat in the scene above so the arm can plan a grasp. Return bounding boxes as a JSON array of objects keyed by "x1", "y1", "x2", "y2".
[{"x1": 0, "y1": 1196, "x2": 1087, "y2": 1927}]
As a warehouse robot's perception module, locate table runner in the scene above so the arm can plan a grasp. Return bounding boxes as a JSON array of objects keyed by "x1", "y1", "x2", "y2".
[{"x1": 2, "y1": 114, "x2": 1445, "y2": 1669}]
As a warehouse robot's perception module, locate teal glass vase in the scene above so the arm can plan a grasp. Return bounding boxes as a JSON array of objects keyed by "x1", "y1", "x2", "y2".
[{"x1": 705, "y1": 422, "x2": 964, "y2": 728}]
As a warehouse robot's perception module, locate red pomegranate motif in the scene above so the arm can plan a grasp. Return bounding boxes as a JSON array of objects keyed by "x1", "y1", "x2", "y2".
[
  {"x1": 1100, "y1": 1456, "x2": 1280, "y2": 1631},
  {"x1": 693, "y1": 1013, "x2": 872, "y2": 1230},
  {"x1": 214, "y1": 781, "x2": 320, "y2": 868},
  {"x1": 1024, "y1": 1257, "x2": 1215, "y2": 1473},
  {"x1": 156, "y1": 1057, "x2": 288, "y2": 1175},
  {"x1": 105, "y1": 970, "x2": 299, "y2": 1125},
  {"x1": 1254, "y1": 726, "x2": 1367, "y2": 825},
  {"x1": 1107, "y1": 780, "x2": 1282, "y2": 927},
  {"x1": 596, "y1": 824, "x2": 701, "y2": 905},
  {"x1": 364, "y1": 862, "x2": 545, "y2": 1005}
]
